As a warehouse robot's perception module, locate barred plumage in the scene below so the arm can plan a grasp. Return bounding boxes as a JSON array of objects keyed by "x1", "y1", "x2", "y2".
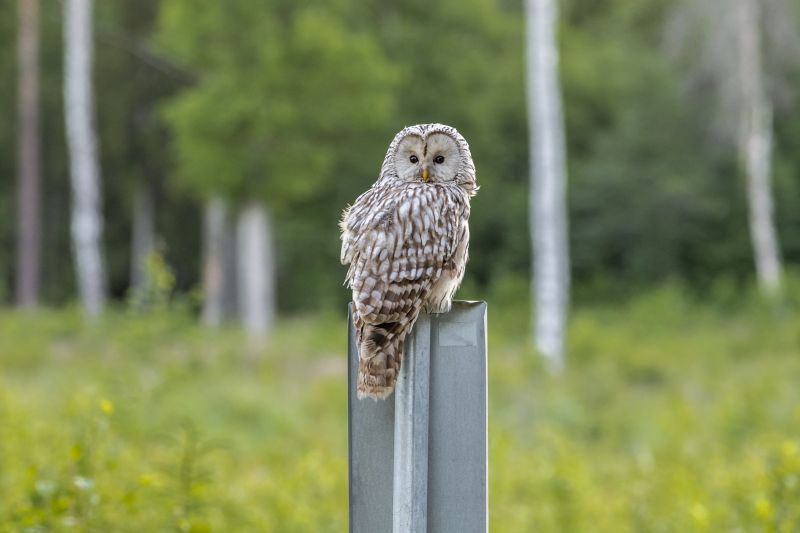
[{"x1": 340, "y1": 123, "x2": 477, "y2": 400}]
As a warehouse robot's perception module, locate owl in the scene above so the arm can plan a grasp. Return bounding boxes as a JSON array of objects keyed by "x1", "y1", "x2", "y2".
[{"x1": 340, "y1": 123, "x2": 478, "y2": 400}]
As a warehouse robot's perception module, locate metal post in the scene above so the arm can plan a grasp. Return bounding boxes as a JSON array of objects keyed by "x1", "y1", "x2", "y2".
[
  {"x1": 392, "y1": 315, "x2": 430, "y2": 532},
  {"x1": 348, "y1": 301, "x2": 487, "y2": 533}
]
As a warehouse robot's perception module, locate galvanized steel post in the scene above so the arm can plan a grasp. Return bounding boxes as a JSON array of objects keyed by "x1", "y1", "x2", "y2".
[
  {"x1": 348, "y1": 301, "x2": 488, "y2": 533},
  {"x1": 392, "y1": 314, "x2": 431, "y2": 532}
]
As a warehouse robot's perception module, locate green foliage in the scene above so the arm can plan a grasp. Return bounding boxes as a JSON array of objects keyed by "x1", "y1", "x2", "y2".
[
  {"x1": 127, "y1": 248, "x2": 178, "y2": 314},
  {"x1": 0, "y1": 307, "x2": 348, "y2": 531},
  {"x1": 561, "y1": 0, "x2": 753, "y2": 294},
  {"x1": 1, "y1": 0, "x2": 800, "y2": 309},
  {"x1": 1, "y1": 287, "x2": 799, "y2": 530},
  {"x1": 156, "y1": 1, "x2": 397, "y2": 204},
  {"x1": 491, "y1": 286, "x2": 800, "y2": 531}
]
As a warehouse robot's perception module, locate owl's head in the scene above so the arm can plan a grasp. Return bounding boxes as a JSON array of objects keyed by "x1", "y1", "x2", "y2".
[{"x1": 380, "y1": 124, "x2": 477, "y2": 196}]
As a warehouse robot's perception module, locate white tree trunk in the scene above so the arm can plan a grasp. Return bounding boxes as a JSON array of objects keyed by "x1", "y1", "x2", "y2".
[
  {"x1": 736, "y1": 0, "x2": 783, "y2": 295},
  {"x1": 130, "y1": 181, "x2": 155, "y2": 289},
  {"x1": 64, "y1": 0, "x2": 106, "y2": 316},
  {"x1": 525, "y1": 0, "x2": 570, "y2": 370},
  {"x1": 201, "y1": 196, "x2": 228, "y2": 327},
  {"x1": 236, "y1": 202, "x2": 275, "y2": 342},
  {"x1": 223, "y1": 211, "x2": 239, "y2": 318}
]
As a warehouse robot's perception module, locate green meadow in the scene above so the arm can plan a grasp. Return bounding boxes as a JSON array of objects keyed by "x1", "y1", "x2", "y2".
[{"x1": 1, "y1": 283, "x2": 799, "y2": 531}]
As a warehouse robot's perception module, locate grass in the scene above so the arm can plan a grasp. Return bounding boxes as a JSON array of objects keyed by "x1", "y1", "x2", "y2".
[{"x1": 0, "y1": 284, "x2": 799, "y2": 531}]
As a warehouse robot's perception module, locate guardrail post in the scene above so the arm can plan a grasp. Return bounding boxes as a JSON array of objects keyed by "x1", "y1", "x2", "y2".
[
  {"x1": 392, "y1": 313, "x2": 431, "y2": 532},
  {"x1": 348, "y1": 301, "x2": 487, "y2": 533}
]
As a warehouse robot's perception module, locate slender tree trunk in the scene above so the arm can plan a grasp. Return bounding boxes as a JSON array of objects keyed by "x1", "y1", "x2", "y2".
[
  {"x1": 130, "y1": 181, "x2": 155, "y2": 289},
  {"x1": 16, "y1": 0, "x2": 42, "y2": 308},
  {"x1": 64, "y1": 0, "x2": 106, "y2": 316},
  {"x1": 223, "y1": 210, "x2": 239, "y2": 319},
  {"x1": 525, "y1": 0, "x2": 570, "y2": 370},
  {"x1": 201, "y1": 196, "x2": 228, "y2": 327},
  {"x1": 736, "y1": 0, "x2": 783, "y2": 295},
  {"x1": 236, "y1": 202, "x2": 275, "y2": 342}
]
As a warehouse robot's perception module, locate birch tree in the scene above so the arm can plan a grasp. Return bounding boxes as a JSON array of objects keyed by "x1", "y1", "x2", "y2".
[
  {"x1": 525, "y1": 0, "x2": 570, "y2": 369},
  {"x1": 201, "y1": 196, "x2": 230, "y2": 327},
  {"x1": 235, "y1": 202, "x2": 275, "y2": 342},
  {"x1": 130, "y1": 181, "x2": 155, "y2": 289},
  {"x1": 16, "y1": 0, "x2": 42, "y2": 308},
  {"x1": 735, "y1": 0, "x2": 782, "y2": 295},
  {"x1": 64, "y1": 0, "x2": 106, "y2": 316}
]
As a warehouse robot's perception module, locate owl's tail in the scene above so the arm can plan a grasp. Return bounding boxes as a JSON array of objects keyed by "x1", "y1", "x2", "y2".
[{"x1": 355, "y1": 317, "x2": 414, "y2": 401}]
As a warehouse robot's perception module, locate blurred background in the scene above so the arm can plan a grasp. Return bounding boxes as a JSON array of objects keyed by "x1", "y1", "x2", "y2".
[{"x1": 2, "y1": 0, "x2": 800, "y2": 530}]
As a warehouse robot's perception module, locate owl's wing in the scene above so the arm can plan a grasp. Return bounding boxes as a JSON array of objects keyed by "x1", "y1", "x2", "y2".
[{"x1": 340, "y1": 185, "x2": 465, "y2": 324}]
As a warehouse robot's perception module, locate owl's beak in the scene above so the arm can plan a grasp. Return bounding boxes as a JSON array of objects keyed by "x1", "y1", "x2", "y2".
[{"x1": 421, "y1": 167, "x2": 430, "y2": 182}]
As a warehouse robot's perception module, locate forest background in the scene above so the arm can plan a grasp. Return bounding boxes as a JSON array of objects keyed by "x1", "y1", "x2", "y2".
[
  {"x1": 2, "y1": 0, "x2": 800, "y2": 530},
  {"x1": 4, "y1": 0, "x2": 800, "y2": 310}
]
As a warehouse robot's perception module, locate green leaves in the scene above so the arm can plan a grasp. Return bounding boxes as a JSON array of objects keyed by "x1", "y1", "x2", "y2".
[{"x1": 157, "y1": 2, "x2": 397, "y2": 206}]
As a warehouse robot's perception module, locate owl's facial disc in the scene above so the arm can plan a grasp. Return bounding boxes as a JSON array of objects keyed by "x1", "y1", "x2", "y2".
[
  {"x1": 393, "y1": 132, "x2": 460, "y2": 184},
  {"x1": 423, "y1": 133, "x2": 460, "y2": 183},
  {"x1": 394, "y1": 135, "x2": 426, "y2": 182}
]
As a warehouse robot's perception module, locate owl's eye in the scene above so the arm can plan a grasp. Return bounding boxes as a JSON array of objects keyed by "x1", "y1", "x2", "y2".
[
  {"x1": 409, "y1": 155, "x2": 419, "y2": 164},
  {"x1": 434, "y1": 155, "x2": 445, "y2": 164}
]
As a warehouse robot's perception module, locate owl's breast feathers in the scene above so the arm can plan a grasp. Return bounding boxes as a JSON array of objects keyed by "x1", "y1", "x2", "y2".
[{"x1": 340, "y1": 183, "x2": 470, "y2": 325}]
